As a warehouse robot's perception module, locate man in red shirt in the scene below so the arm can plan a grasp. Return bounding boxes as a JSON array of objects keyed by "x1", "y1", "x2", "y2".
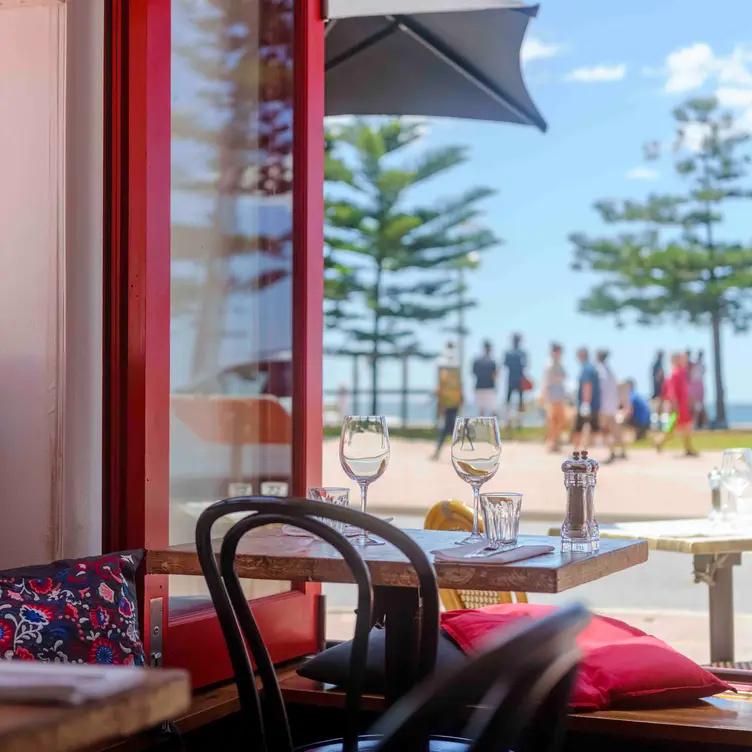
[{"x1": 656, "y1": 352, "x2": 698, "y2": 456}]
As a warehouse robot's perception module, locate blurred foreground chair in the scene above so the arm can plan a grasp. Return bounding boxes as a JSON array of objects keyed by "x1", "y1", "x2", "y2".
[{"x1": 424, "y1": 500, "x2": 527, "y2": 610}]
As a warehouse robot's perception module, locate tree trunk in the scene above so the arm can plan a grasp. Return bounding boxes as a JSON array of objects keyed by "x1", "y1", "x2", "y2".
[
  {"x1": 370, "y1": 267, "x2": 383, "y2": 415},
  {"x1": 711, "y1": 312, "x2": 727, "y2": 428}
]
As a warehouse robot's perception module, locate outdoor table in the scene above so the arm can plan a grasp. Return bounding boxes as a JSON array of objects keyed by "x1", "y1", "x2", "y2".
[
  {"x1": 0, "y1": 663, "x2": 190, "y2": 752},
  {"x1": 148, "y1": 527, "x2": 647, "y2": 702},
  {"x1": 548, "y1": 518, "x2": 752, "y2": 665},
  {"x1": 596, "y1": 518, "x2": 752, "y2": 666}
]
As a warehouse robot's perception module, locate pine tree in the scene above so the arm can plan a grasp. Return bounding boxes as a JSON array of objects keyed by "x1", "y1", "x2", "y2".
[
  {"x1": 325, "y1": 119, "x2": 500, "y2": 413},
  {"x1": 571, "y1": 97, "x2": 752, "y2": 426}
]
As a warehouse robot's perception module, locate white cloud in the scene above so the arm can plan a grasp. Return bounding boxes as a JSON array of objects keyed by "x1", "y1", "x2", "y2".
[
  {"x1": 664, "y1": 43, "x2": 715, "y2": 93},
  {"x1": 521, "y1": 36, "x2": 564, "y2": 64},
  {"x1": 565, "y1": 64, "x2": 627, "y2": 83},
  {"x1": 651, "y1": 43, "x2": 752, "y2": 150},
  {"x1": 716, "y1": 86, "x2": 752, "y2": 108},
  {"x1": 661, "y1": 43, "x2": 752, "y2": 93},
  {"x1": 627, "y1": 167, "x2": 660, "y2": 181}
]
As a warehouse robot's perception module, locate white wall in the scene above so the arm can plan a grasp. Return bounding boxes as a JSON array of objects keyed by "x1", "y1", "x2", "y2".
[{"x1": 0, "y1": 0, "x2": 103, "y2": 568}]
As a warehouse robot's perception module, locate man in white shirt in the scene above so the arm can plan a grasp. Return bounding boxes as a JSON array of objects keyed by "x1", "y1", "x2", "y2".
[{"x1": 596, "y1": 349, "x2": 626, "y2": 463}]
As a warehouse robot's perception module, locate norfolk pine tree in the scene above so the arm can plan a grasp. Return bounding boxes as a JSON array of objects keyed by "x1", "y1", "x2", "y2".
[
  {"x1": 570, "y1": 97, "x2": 752, "y2": 426},
  {"x1": 325, "y1": 119, "x2": 501, "y2": 414}
]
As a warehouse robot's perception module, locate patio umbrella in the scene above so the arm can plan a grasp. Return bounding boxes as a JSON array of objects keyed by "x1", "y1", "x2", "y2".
[{"x1": 325, "y1": 0, "x2": 546, "y2": 131}]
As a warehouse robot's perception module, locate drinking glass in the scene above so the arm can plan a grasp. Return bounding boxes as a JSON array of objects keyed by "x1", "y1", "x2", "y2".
[
  {"x1": 282, "y1": 487, "x2": 350, "y2": 537},
  {"x1": 720, "y1": 448, "x2": 752, "y2": 517},
  {"x1": 339, "y1": 416, "x2": 390, "y2": 547},
  {"x1": 451, "y1": 416, "x2": 502, "y2": 545},
  {"x1": 481, "y1": 493, "x2": 523, "y2": 549},
  {"x1": 309, "y1": 487, "x2": 350, "y2": 534}
]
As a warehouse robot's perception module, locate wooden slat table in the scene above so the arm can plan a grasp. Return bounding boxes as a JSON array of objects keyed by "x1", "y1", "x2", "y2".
[
  {"x1": 148, "y1": 528, "x2": 647, "y2": 703},
  {"x1": 0, "y1": 664, "x2": 189, "y2": 752},
  {"x1": 560, "y1": 519, "x2": 752, "y2": 665},
  {"x1": 146, "y1": 528, "x2": 647, "y2": 593}
]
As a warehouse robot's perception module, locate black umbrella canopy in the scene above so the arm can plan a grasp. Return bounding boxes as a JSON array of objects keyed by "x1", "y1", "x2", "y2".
[{"x1": 324, "y1": 0, "x2": 546, "y2": 131}]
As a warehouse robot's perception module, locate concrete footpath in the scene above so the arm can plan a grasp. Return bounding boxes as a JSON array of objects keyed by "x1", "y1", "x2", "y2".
[
  {"x1": 324, "y1": 437, "x2": 717, "y2": 521},
  {"x1": 324, "y1": 608, "x2": 752, "y2": 666}
]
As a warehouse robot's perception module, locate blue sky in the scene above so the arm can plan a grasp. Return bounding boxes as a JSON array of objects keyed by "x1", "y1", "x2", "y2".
[{"x1": 323, "y1": 0, "x2": 752, "y2": 405}]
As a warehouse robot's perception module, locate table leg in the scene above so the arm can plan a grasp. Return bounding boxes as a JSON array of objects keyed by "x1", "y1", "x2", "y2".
[
  {"x1": 374, "y1": 585, "x2": 420, "y2": 705},
  {"x1": 693, "y1": 553, "x2": 741, "y2": 665}
]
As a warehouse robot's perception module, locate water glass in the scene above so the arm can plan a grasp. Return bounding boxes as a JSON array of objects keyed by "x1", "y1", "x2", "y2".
[
  {"x1": 451, "y1": 416, "x2": 502, "y2": 544},
  {"x1": 308, "y1": 487, "x2": 350, "y2": 534},
  {"x1": 339, "y1": 415, "x2": 390, "y2": 547},
  {"x1": 481, "y1": 493, "x2": 522, "y2": 549}
]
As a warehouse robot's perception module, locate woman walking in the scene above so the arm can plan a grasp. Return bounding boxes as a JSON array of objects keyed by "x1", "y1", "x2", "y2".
[{"x1": 542, "y1": 343, "x2": 567, "y2": 452}]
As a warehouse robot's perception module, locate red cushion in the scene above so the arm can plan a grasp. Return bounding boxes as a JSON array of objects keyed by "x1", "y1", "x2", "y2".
[{"x1": 440, "y1": 603, "x2": 731, "y2": 711}]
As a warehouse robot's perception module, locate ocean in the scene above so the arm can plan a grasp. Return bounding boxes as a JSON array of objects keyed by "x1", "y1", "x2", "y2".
[{"x1": 325, "y1": 395, "x2": 752, "y2": 429}]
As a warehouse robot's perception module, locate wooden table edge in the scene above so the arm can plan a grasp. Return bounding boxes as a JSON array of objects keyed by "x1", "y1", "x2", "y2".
[
  {"x1": 146, "y1": 537, "x2": 649, "y2": 594},
  {"x1": 0, "y1": 669, "x2": 190, "y2": 752}
]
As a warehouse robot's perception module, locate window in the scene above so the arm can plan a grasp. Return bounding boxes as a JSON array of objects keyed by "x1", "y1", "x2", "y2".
[{"x1": 105, "y1": 0, "x2": 324, "y2": 684}]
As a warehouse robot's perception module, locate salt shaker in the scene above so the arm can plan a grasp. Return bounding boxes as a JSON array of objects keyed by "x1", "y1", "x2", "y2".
[
  {"x1": 582, "y1": 450, "x2": 600, "y2": 551},
  {"x1": 561, "y1": 451, "x2": 592, "y2": 553},
  {"x1": 708, "y1": 467, "x2": 722, "y2": 520}
]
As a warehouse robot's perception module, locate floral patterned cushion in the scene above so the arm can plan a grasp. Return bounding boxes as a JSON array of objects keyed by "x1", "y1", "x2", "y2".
[{"x1": 0, "y1": 551, "x2": 145, "y2": 666}]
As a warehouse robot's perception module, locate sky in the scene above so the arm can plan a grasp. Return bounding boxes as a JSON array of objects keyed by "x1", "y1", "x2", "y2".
[{"x1": 322, "y1": 0, "x2": 752, "y2": 406}]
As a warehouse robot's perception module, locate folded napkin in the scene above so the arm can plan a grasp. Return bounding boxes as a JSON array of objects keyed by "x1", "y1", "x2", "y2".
[{"x1": 432, "y1": 543, "x2": 554, "y2": 564}]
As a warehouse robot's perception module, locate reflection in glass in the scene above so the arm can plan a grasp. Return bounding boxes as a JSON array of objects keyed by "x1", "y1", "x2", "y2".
[{"x1": 169, "y1": 0, "x2": 294, "y2": 607}]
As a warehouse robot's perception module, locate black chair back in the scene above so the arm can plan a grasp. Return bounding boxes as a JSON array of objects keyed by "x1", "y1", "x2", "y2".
[
  {"x1": 370, "y1": 603, "x2": 589, "y2": 752},
  {"x1": 196, "y1": 496, "x2": 440, "y2": 752}
]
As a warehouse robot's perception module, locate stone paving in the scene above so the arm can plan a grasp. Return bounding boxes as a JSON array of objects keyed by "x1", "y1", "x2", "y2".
[{"x1": 324, "y1": 437, "x2": 718, "y2": 521}]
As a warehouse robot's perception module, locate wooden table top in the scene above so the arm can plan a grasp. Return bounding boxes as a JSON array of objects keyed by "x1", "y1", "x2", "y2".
[
  {"x1": 146, "y1": 528, "x2": 648, "y2": 594},
  {"x1": 0, "y1": 664, "x2": 189, "y2": 752},
  {"x1": 548, "y1": 518, "x2": 752, "y2": 555}
]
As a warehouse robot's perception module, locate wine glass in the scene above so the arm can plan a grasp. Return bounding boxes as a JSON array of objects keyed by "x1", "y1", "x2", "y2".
[
  {"x1": 720, "y1": 448, "x2": 752, "y2": 518},
  {"x1": 339, "y1": 416, "x2": 390, "y2": 547},
  {"x1": 451, "y1": 416, "x2": 502, "y2": 545}
]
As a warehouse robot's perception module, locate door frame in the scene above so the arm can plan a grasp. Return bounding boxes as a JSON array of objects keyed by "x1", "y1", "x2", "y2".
[{"x1": 103, "y1": 0, "x2": 325, "y2": 686}]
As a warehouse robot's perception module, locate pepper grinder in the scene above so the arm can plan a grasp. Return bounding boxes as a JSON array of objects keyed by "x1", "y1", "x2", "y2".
[
  {"x1": 561, "y1": 451, "x2": 592, "y2": 553},
  {"x1": 582, "y1": 450, "x2": 600, "y2": 551}
]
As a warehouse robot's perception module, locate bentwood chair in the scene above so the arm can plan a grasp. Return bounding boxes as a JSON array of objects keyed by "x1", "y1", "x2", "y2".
[
  {"x1": 424, "y1": 501, "x2": 527, "y2": 609},
  {"x1": 196, "y1": 496, "x2": 440, "y2": 752}
]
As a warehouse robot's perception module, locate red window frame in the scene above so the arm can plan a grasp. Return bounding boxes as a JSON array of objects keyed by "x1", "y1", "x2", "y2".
[{"x1": 103, "y1": 0, "x2": 325, "y2": 686}]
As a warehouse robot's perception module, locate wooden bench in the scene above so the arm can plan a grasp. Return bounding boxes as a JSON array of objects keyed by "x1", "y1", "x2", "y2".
[
  {"x1": 95, "y1": 663, "x2": 752, "y2": 750},
  {"x1": 278, "y1": 671, "x2": 752, "y2": 749}
]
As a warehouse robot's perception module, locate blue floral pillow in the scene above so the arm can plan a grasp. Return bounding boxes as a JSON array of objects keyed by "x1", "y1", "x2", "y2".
[{"x1": 0, "y1": 551, "x2": 145, "y2": 666}]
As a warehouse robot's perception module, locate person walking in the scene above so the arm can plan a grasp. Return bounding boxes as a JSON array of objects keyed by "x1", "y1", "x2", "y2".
[
  {"x1": 623, "y1": 379, "x2": 651, "y2": 440},
  {"x1": 691, "y1": 350, "x2": 707, "y2": 429},
  {"x1": 652, "y1": 350, "x2": 665, "y2": 407},
  {"x1": 432, "y1": 344, "x2": 463, "y2": 460},
  {"x1": 596, "y1": 349, "x2": 626, "y2": 463},
  {"x1": 572, "y1": 347, "x2": 601, "y2": 452},
  {"x1": 472, "y1": 340, "x2": 498, "y2": 417},
  {"x1": 656, "y1": 352, "x2": 698, "y2": 456},
  {"x1": 503, "y1": 333, "x2": 527, "y2": 432},
  {"x1": 542, "y1": 342, "x2": 567, "y2": 452}
]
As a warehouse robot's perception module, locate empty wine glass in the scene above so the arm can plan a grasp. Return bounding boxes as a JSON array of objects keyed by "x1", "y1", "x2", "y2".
[
  {"x1": 451, "y1": 416, "x2": 502, "y2": 545},
  {"x1": 721, "y1": 448, "x2": 752, "y2": 518},
  {"x1": 339, "y1": 416, "x2": 390, "y2": 547}
]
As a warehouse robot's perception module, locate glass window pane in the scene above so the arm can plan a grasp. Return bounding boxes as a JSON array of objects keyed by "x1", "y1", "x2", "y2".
[{"x1": 170, "y1": 0, "x2": 295, "y2": 608}]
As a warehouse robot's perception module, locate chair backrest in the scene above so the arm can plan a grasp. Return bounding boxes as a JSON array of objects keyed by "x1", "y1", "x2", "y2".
[
  {"x1": 196, "y1": 496, "x2": 440, "y2": 752},
  {"x1": 370, "y1": 603, "x2": 589, "y2": 752},
  {"x1": 424, "y1": 500, "x2": 527, "y2": 608}
]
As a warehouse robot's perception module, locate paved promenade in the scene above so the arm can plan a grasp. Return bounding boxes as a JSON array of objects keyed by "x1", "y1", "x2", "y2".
[{"x1": 324, "y1": 437, "x2": 717, "y2": 521}]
